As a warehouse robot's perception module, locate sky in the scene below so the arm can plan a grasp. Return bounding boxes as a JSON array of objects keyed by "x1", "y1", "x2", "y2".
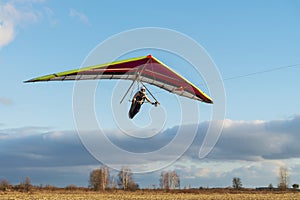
[{"x1": 0, "y1": 0, "x2": 300, "y2": 188}]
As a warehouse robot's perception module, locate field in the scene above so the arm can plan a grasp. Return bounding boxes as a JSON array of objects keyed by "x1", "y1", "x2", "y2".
[{"x1": 1, "y1": 190, "x2": 300, "y2": 200}]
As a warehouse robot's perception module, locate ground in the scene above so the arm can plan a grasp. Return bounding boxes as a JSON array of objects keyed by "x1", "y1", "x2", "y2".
[{"x1": 1, "y1": 190, "x2": 300, "y2": 200}]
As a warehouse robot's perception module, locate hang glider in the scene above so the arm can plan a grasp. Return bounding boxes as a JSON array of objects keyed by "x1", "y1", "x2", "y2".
[{"x1": 25, "y1": 55, "x2": 213, "y2": 104}]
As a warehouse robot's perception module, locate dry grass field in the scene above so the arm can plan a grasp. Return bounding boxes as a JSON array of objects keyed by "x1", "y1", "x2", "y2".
[{"x1": 1, "y1": 190, "x2": 300, "y2": 200}]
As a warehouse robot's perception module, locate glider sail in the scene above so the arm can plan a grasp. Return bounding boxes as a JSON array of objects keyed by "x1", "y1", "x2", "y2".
[{"x1": 25, "y1": 55, "x2": 213, "y2": 103}]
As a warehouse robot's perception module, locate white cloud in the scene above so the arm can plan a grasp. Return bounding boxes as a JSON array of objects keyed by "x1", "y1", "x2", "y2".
[
  {"x1": 206, "y1": 116, "x2": 300, "y2": 161},
  {"x1": 0, "y1": 0, "x2": 46, "y2": 48},
  {"x1": 43, "y1": 6, "x2": 57, "y2": 27},
  {"x1": 69, "y1": 8, "x2": 90, "y2": 25},
  {"x1": 0, "y1": 3, "x2": 18, "y2": 48},
  {"x1": 195, "y1": 168, "x2": 211, "y2": 177}
]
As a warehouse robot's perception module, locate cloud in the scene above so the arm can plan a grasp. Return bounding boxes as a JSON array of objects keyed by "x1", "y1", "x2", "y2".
[
  {"x1": 43, "y1": 6, "x2": 57, "y2": 27},
  {"x1": 0, "y1": 0, "x2": 49, "y2": 48},
  {"x1": 69, "y1": 8, "x2": 90, "y2": 25},
  {"x1": 2, "y1": 116, "x2": 299, "y2": 164},
  {"x1": 1, "y1": 116, "x2": 300, "y2": 187},
  {"x1": 0, "y1": 3, "x2": 19, "y2": 48},
  {"x1": 0, "y1": 127, "x2": 98, "y2": 186},
  {"x1": 0, "y1": 96, "x2": 13, "y2": 106},
  {"x1": 96, "y1": 115, "x2": 300, "y2": 164},
  {"x1": 0, "y1": 127, "x2": 96, "y2": 164},
  {"x1": 201, "y1": 116, "x2": 300, "y2": 161}
]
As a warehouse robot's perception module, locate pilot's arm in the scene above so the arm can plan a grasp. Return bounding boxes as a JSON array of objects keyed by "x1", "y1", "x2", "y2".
[
  {"x1": 145, "y1": 94, "x2": 159, "y2": 106},
  {"x1": 144, "y1": 94, "x2": 153, "y2": 104}
]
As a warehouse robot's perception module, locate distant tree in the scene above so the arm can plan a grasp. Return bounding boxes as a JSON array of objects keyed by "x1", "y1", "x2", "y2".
[
  {"x1": 65, "y1": 184, "x2": 78, "y2": 190},
  {"x1": 278, "y1": 166, "x2": 289, "y2": 190},
  {"x1": 159, "y1": 171, "x2": 180, "y2": 190},
  {"x1": 20, "y1": 176, "x2": 32, "y2": 192},
  {"x1": 232, "y1": 177, "x2": 242, "y2": 189},
  {"x1": 171, "y1": 171, "x2": 180, "y2": 189},
  {"x1": 89, "y1": 166, "x2": 110, "y2": 191},
  {"x1": 100, "y1": 166, "x2": 110, "y2": 190},
  {"x1": 38, "y1": 183, "x2": 43, "y2": 190},
  {"x1": 89, "y1": 169, "x2": 101, "y2": 190},
  {"x1": 128, "y1": 181, "x2": 139, "y2": 191},
  {"x1": 44, "y1": 184, "x2": 57, "y2": 191},
  {"x1": 268, "y1": 183, "x2": 274, "y2": 189},
  {"x1": 159, "y1": 171, "x2": 169, "y2": 190},
  {"x1": 0, "y1": 179, "x2": 10, "y2": 191},
  {"x1": 292, "y1": 183, "x2": 299, "y2": 189},
  {"x1": 117, "y1": 166, "x2": 136, "y2": 190},
  {"x1": 152, "y1": 184, "x2": 157, "y2": 189}
]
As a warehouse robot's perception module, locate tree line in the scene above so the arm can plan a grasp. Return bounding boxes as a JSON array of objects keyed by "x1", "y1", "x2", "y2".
[
  {"x1": 89, "y1": 166, "x2": 139, "y2": 191},
  {"x1": 1, "y1": 166, "x2": 299, "y2": 192},
  {"x1": 232, "y1": 166, "x2": 299, "y2": 190},
  {"x1": 88, "y1": 166, "x2": 180, "y2": 191}
]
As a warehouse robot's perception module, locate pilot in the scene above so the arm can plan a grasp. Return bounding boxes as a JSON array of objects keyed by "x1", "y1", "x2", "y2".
[
  {"x1": 132, "y1": 86, "x2": 156, "y2": 106},
  {"x1": 129, "y1": 86, "x2": 158, "y2": 119}
]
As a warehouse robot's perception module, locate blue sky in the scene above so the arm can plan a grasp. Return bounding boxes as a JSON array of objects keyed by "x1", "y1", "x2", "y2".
[{"x1": 1, "y1": 0, "x2": 300, "y2": 188}]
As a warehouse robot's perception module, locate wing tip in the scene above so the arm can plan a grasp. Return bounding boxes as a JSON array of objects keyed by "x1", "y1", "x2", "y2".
[
  {"x1": 24, "y1": 79, "x2": 34, "y2": 83},
  {"x1": 201, "y1": 98, "x2": 213, "y2": 104},
  {"x1": 207, "y1": 99, "x2": 214, "y2": 104},
  {"x1": 204, "y1": 96, "x2": 213, "y2": 104}
]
